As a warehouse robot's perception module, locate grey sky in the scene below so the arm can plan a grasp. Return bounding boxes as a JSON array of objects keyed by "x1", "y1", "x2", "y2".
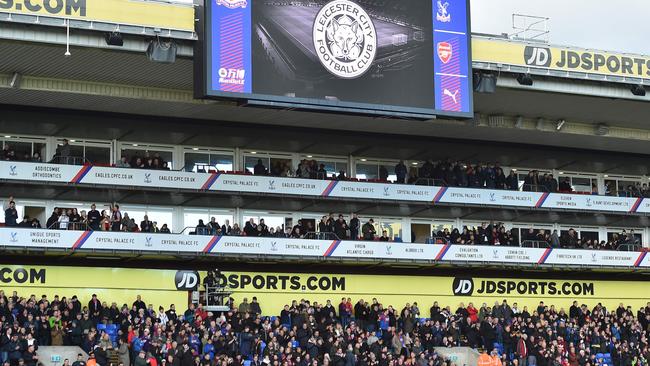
[
  {"x1": 175, "y1": 0, "x2": 650, "y2": 55},
  {"x1": 470, "y1": 0, "x2": 649, "y2": 55}
]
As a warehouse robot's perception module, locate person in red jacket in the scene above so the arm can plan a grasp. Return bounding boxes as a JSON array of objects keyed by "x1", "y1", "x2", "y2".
[{"x1": 468, "y1": 303, "x2": 479, "y2": 324}]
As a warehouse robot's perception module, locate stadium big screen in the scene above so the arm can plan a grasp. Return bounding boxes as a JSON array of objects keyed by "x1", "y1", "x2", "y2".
[{"x1": 196, "y1": 0, "x2": 473, "y2": 118}]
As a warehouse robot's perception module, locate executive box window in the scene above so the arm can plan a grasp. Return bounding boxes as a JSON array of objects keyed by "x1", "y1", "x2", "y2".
[
  {"x1": 356, "y1": 162, "x2": 397, "y2": 181},
  {"x1": 1, "y1": 137, "x2": 46, "y2": 162},
  {"x1": 244, "y1": 154, "x2": 292, "y2": 176},
  {"x1": 57, "y1": 139, "x2": 111, "y2": 165},
  {"x1": 184, "y1": 151, "x2": 234, "y2": 172},
  {"x1": 121, "y1": 143, "x2": 174, "y2": 169}
]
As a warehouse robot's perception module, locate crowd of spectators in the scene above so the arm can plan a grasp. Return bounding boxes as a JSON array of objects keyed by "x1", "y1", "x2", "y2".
[
  {"x1": 39, "y1": 204, "x2": 170, "y2": 233},
  {"x1": 1, "y1": 289, "x2": 649, "y2": 366},
  {"x1": 193, "y1": 215, "x2": 388, "y2": 242},
  {"x1": 1, "y1": 136, "x2": 643, "y2": 200},
  {"x1": 114, "y1": 153, "x2": 170, "y2": 171},
  {"x1": 26, "y1": 142, "x2": 650, "y2": 199},
  {"x1": 432, "y1": 223, "x2": 641, "y2": 250},
  {"x1": 3, "y1": 198, "x2": 643, "y2": 250},
  {"x1": 1, "y1": 145, "x2": 42, "y2": 163}
]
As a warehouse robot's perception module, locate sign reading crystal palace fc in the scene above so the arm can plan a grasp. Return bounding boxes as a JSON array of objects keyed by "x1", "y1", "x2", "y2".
[{"x1": 312, "y1": 0, "x2": 377, "y2": 79}]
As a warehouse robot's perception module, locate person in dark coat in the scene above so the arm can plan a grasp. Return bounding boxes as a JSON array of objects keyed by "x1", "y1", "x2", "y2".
[
  {"x1": 4, "y1": 201, "x2": 17, "y2": 226},
  {"x1": 349, "y1": 214, "x2": 360, "y2": 240}
]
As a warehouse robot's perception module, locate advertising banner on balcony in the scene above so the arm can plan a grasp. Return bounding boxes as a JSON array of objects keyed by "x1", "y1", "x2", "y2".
[
  {"x1": 1, "y1": 161, "x2": 650, "y2": 215},
  {"x1": 1, "y1": 228, "x2": 648, "y2": 269},
  {"x1": 3, "y1": 264, "x2": 650, "y2": 315}
]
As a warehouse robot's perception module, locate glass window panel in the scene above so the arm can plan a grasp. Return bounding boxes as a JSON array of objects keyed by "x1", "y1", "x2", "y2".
[
  {"x1": 68, "y1": 145, "x2": 84, "y2": 159},
  {"x1": 33, "y1": 143, "x2": 45, "y2": 162},
  {"x1": 0, "y1": 203, "x2": 24, "y2": 224},
  {"x1": 85, "y1": 146, "x2": 111, "y2": 165},
  {"x1": 378, "y1": 220, "x2": 402, "y2": 239},
  {"x1": 212, "y1": 154, "x2": 234, "y2": 171},
  {"x1": 185, "y1": 152, "x2": 210, "y2": 172},
  {"x1": 121, "y1": 149, "x2": 173, "y2": 169},
  {"x1": 6, "y1": 142, "x2": 32, "y2": 161},
  {"x1": 356, "y1": 164, "x2": 378, "y2": 179},
  {"x1": 244, "y1": 156, "x2": 269, "y2": 174}
]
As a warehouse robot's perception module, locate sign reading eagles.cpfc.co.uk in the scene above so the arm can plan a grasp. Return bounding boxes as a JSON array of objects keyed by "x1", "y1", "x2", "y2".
[{"x1": 197, "y1": 0, "x2": 473, "y2": 118}]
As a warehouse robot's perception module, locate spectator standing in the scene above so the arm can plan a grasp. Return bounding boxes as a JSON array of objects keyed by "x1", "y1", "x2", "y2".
[
  {"x1": 110, "y1": 205, "x2": 122, "y2": 231},
  {"x1": 58, "y1": 210, "x2": 70, "y2": 230},
  {"x1": 334, "y1": 214, "x2": 348, "y2": 240},
  {"x1": 395, "y1": 161, "x2": 407, "y2": 184},
  {"x1": 349, "y1": 214, "x2": 360, "y2": 240},
  {"x1": 362, "y1": 219, "x2": 376, "y2": 241},
  {"x1": 56, "y1": 139, "x2": 71, "y2": 163},
  {"x1": 4, "y1": 200, "x2": 17, "y2": 226},
  {"x1": 506, "y1": 171, "x2": 519, "y2": 190},
  {"x1": 253, "y1": 159, "x2": 267, "y2": 176},
  {"x1": 140, "y1": 215, "x2": 153, "y2": 233}
]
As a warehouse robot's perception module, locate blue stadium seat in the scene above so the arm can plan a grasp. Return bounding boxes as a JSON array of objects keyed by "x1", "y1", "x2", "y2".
[
  {"x1": 393, "y1": 237, "x2": 403, "y2": 242},
  {"x1": 243, "y1": 361, "x2": 251, "y2": 366}
]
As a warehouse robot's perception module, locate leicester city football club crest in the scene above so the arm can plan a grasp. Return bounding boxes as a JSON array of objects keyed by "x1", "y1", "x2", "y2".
[{"x1": 312, "y1": 0, "x2": 377, "y2": 79}]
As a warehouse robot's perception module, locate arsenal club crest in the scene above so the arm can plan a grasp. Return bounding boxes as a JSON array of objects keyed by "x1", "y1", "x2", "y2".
[{"x1": 437, "y1": 42, "x2": 452, "y2": 64}]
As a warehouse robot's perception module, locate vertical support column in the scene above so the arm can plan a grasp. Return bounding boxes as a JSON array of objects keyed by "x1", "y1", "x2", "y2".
[
  {"x1": 111, "y1": 139, "x2": 118, "y2": 165},
  {"x1": 174, "y1": 145, "x2": 185, "y2": 172},
  {"x1": 234, "y1": 207, "x2": 243, "y2": 229},
  {"x1": 45, "y1": 136, "x2": 57, "y2": 163},
  {"x1": 348, "y1": 155, "x2": 355, "y2": 179},
  {"x1": 596, "y1": 174, "x2": 606, "y2": 195},
  {"x1": 234, "y1": 147, "x2": 242, "y2": 171},
  {"x1": 172, "y1": 206, "x2": 184, "y2": 233},
  {"x1": 401, "y1": 217, "x2": 412, "y2": 243}
]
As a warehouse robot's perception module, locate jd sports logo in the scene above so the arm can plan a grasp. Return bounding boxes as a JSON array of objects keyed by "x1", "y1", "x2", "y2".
[
  {"x1": 524, "y1": 46, "x2": 551, "y2": 67},
  {"x1": 452, "y1": 277, "x2": 474, "y2": 296},
  {"x1": 174, "y1": 271, "x2": 200, "y2": 290}
]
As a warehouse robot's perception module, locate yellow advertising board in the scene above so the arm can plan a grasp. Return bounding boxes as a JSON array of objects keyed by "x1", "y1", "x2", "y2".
[
  {"x1": 1, "y1": 265, "x2": 649, "y2": 315},
  {"x1": 472, "y1": 37, "x2": 650, "y2": 80},
  {"x1": 0, "y1": 0, "x2": 194, "y2": 31}
]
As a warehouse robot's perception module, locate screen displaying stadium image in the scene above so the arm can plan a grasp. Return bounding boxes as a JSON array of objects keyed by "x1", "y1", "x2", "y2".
[{"x1": 198, "y1": 0, "x2": 473, "y2": 118}]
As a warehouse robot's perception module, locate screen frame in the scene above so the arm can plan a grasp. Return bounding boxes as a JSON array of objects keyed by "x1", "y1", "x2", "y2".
[{"x1": 195, "y1": 0, "x2": 474, "y2": 119}]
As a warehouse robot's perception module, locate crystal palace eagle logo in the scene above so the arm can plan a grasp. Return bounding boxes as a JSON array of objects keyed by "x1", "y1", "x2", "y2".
[
  {"x1": 216, "y1": 0, "x2": 248, "y2": 9},
  {"x1": 436, "y1": 1, "x2": 451, "y2": 23}
]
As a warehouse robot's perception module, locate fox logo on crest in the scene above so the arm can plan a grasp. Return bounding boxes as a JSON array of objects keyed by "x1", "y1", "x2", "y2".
[{"x1": 328, "y1": 16, "x2": 363, "y2": 61}]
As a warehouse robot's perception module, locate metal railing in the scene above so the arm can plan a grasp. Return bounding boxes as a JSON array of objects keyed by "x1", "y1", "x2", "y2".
[
  {"x1": 414, "y1": 178, "x2": 447, "y2": 187},
  {"x1": 47, "y1": 221, "x2": 89, "y2": 231},
  {"x1": 305, "y1": 232, "x2": 340, "y2": 240},
  {"x1": 520, "y1": 240, "x2": 550, "y2": 248},
  {"x1": 49, "y1": 155, "x2": 89, "y2": 165},
  {"x1": 425, "y1": 236, "x2": 450, "y2": 244},
  {"x1": 617, "y1": 243, "x2": 642, "y2": 252},
  {"x1": 521, "y1": 184, "x2": 549, "y2": 193}
]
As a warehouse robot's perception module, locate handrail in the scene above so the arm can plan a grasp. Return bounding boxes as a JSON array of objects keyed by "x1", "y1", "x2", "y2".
[
  {"x1": 47, "y1": 221, "x2": 89, "y2": 231},
  {"x1": 617, "y1": 243, "x2": 641, "y2": 252},
  {"x1": 305, "y1": 232, "x2": 340, "y2": 240},
  {"x1": 49, "y1": 155, "x2": 89, "y2": 165},
  {"x1": 521, "y1": 184, "x2": 549, "y2": 193},
  {"x1": 521, "y1": 240, "x2": 550, "y2": 248},
  {"x1": 425, "y1": 236, "x2": 450, "y2": 245},
  {"x1": 414, "y1": 178, "x2": 447, "y2": 187}
]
